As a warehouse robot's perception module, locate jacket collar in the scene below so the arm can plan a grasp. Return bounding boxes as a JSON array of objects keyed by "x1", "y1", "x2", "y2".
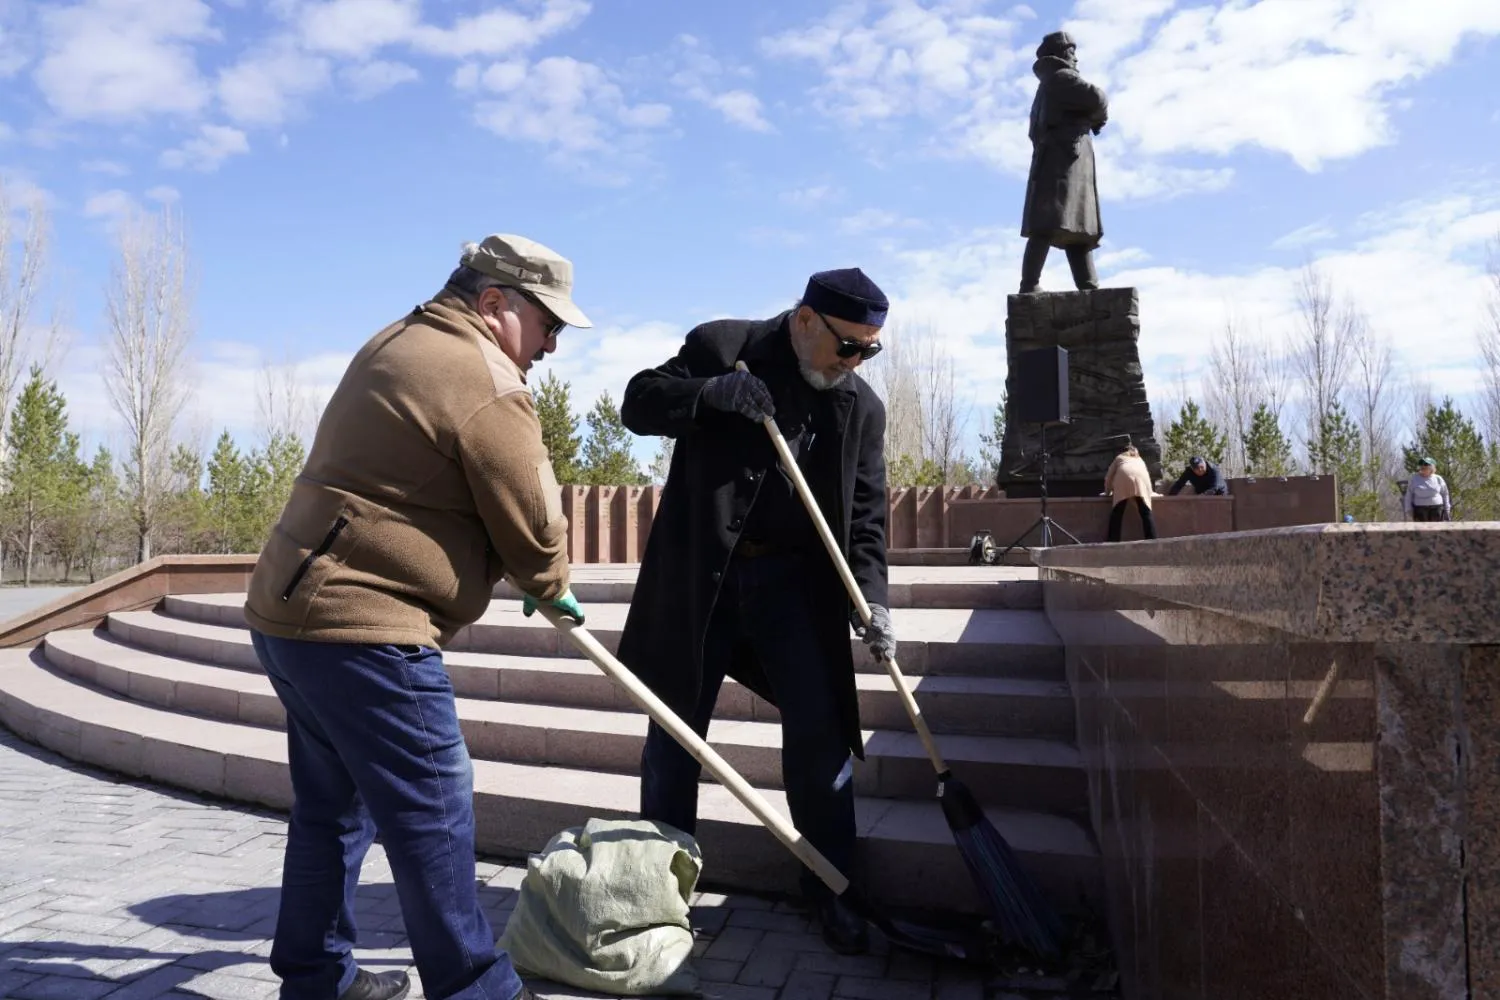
[{"x1": 413, "y1": 287, "x2": 528, "y2": 385}]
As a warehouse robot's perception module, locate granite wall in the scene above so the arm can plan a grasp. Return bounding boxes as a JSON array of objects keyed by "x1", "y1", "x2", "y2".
[
  {"x1": 1036, "y1": 525, "x2": 1500, "y2": 1000},
  {"x1": 554, "y1": 478, "x2": 1339, "y2": 564}
]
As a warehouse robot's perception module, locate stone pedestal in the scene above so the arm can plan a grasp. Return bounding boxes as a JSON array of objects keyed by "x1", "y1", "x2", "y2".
[{"x1": 998, "y1": 288, "x2": 1160, "y2": 497}]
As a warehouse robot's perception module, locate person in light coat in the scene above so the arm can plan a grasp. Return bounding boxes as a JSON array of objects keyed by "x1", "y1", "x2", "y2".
[
  {"x1": 1104, "y1": 443, "x2": 1158, "y2": 541},
  {"x1": 1403, "y1": 456, "x2": 1451, "y2": 521}
]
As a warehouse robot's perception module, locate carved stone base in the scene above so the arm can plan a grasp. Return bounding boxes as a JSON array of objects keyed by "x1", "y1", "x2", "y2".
[{"x1": 997, "y1": 288, "x2": 1161, "y2": 497}]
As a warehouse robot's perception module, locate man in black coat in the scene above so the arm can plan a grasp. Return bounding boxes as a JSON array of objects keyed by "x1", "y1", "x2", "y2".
[
  {"x1": 617, "y1": 268, "x2": 895, "y2": 955},
  {"x1": 1168, "y1": 455, "x2": 1229, "y2": 496}
]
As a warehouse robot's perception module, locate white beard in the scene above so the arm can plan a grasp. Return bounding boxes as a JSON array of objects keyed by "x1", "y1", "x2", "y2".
[{"x1": 798, "y1": 361, "x2": 849, "y2": 390}]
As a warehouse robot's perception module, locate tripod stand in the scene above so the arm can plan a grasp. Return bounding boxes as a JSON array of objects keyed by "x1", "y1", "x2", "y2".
[{"x1": 998, "y1": 422, "x2": 1080, "y2": 558}]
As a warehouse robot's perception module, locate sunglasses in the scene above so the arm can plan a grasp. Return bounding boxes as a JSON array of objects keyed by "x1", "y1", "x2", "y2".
[
  {"x1": 517, "y1": 288, "x2": 566, "y2": 339},
  {"x1": 816, "y1": 312, "x2": 883, "y2": 360}
]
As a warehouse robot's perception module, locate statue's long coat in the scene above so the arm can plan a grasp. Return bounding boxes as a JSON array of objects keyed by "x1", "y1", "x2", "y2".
[
  {"x1": 1021, "y1": 54, "x2": 1109, "y2": 249},
  {"x1": 616, "y1": 313, "x2": 889, "y2": 761}
]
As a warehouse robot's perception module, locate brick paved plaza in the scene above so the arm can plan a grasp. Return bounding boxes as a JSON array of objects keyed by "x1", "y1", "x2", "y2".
[{"x1": 0, "y1": 727, "x2": 1082, "y2": 1000}]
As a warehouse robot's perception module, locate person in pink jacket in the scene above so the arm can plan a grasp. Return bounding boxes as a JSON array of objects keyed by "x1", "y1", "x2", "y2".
[{"x1": 1104, "y1": 443, "x2": 1158, "y2": 541}]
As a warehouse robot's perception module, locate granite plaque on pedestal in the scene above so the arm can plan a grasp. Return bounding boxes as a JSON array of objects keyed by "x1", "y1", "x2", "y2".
[{"x1": 998, "y1": 288, "x2": 1161, "y2": 497}]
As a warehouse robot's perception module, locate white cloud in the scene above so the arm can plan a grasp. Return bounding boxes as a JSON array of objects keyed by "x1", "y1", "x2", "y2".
[
  {"x1": 467, "y1": 56, "x2": 672, "y2": 167},
  {"x1": 83, "y1": 188, "x2": 142, "y2": 226},
  {"x1": 0, "y1": 121, "x2": 12, "y2": 143},
  {"x1": 839, "y1": 208, "x2": 926, "y2": 235},
  {"x1": 1071, "y1": 0, "x2": 1500, "y2": 171},
  {"x1": 295, "y1": 0, "x2": 590, "y2": 60},
  {"x1": 667, "y1": 35, "x2": 773, "y2": 133},
  {"x1": 81, "y1": 159, "x2": 129, "y2": 176},
  {"x1": 764, "y1": 0, "x2": 1500, "y2": 193},
  {"x1": 782, "y1": 184, "x2": 841, "y2": 207},
  {"x1": 160, "y1": 124, "x2": 250, "y2": 172},
  {"x1": 1272, "y1": 220, "x2": 1339, "y2": 251},
  {"x1": 867, "y1": 187, "x2": 1500, "y2": 451},
  {"x1": 541, "y1": 319, "x2": 687, "y2": 422},
  {"x1": 218, "y1": 45, "x2": 331, "y2": 127},
  {"x1": 34, "y1": 0, "x2": 218, "y2": 121},
  {"x1": 339, "y1": 59, "x2": 420, "y2": 100},
  {"x1": 295, "y1": 0, "x2": 421, "y2": 59},
  {"x1": 704, "y1": 90, "x2": 773, "y2": 133},
  {"x1": 146, "y1": 185, "x2": 180, "y2": 203}
]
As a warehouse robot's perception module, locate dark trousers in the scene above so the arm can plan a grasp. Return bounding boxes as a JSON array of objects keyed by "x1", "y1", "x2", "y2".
[
  {"x1": 1107, "y1": 497, "x2": 1157, "y2": 541},
  {"x1": 639, "y1": 551, "x2": 856, "y2": 897},
  {"x1": 251, "y1": 631, "x2": 522, "y2": 1000},
  {"x1": 1411, "y1": 505, "x2": 1447, "y2": 522},
  {"x1": 1021, "y1": 235, "x2": 1099, "y2": 292}
]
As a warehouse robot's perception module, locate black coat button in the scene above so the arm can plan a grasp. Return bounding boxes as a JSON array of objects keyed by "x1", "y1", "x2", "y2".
[
  {"x1": 744, "y1": 469, "x2": 758, "y2": 481},
  {"x1": 729, "y1": 518, "x2": 743, "y2": 531},
  {"x1": 711, "y1": 570, "x2": 722, "y2": 582}
]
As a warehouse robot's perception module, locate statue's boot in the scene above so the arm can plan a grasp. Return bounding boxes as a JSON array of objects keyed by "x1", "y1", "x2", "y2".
[
  {"x1": 1019, "y1": 236, "x2": 1049, "y2": 293},
  {"x1": 1066, "y1": 246, "x2": 1099, "y2": 290}
]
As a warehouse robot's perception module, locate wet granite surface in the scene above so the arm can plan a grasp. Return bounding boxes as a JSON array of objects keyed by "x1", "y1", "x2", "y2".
[{"x1": 1038, "y1": 525, "x2": 1500, "y2": 1000}]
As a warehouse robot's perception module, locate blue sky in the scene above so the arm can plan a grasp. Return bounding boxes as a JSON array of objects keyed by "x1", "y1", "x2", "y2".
[{"x1": 1, "y1": 0, "x2": 1498, "y2": 467}]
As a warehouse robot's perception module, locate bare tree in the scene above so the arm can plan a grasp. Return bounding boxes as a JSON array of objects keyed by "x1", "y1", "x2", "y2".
[
  {"x1": 864, "y1": 320, "x2": 924, "y2": 468},
  {"x1": 1205, "y1": 312, "x2": 1261, "y2": 476},
  {"x1": 103, "y1": 205, "x2": 195, "y2": 563},
  {"x1": 1291, "y1": 263, "x2": 1355, "y2": 472},
  {"x1": 1349, "y1": 317, "x2": 1400, "y2": 508},
  {"x1": 255, "y1": 352, "x2": 315, "y2": 446},
  {"x1": 0, "y1": 180, "x2": 50, "y2": 451},
  {"x1": 1479, "y1": 235, "x2": 1500, "y2": 444},
  {"x1": 864, "y1": 320, "x2": 971, "y2": 482},
  {"x1": 914, "y1": 327, "x2": 970, "y2": 480}
]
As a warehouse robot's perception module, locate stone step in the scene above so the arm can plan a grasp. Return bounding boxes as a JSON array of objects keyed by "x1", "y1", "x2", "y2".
[
  {"x1": 0, "y1": 647, "x2": 1101, "y2": 915},
  {"x1": 491, "y1": 565, "x2": 1044, "y2": 610},
  {"x1": 164, "y1": 595, "x2": 1067, "y2": 681},
  {"x1": 44, "y1": 628, "x2": 1086, "y2": 812},
  {"x1": 107, "y1": 610, "x2": 1076, "y2": 740}
]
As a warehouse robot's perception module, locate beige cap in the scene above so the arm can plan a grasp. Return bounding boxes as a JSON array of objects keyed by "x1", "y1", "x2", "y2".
[{"x1": 462, "y1": 234, "x2": 592, "y2": 329}]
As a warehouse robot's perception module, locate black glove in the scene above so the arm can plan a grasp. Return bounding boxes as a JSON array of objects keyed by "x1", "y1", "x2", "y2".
[
  {"x1": 855, "y1": 604, "x2": 897, "y2": 661},
  {"x1": 701, "y1": 371, "x2": 775, "y2": 423}
]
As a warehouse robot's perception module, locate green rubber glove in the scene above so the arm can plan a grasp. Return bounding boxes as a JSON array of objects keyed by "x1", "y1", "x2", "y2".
[{"x1": 522, "y1": 588, "x2": 586, "y2": 624}]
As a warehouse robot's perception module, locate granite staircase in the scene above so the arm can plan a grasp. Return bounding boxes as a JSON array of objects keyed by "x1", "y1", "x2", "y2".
[{"x1": 0, "y1": 565, "x2": 1101, "y2": 917}]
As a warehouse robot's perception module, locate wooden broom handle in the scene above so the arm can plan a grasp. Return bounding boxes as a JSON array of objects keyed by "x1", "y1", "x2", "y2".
[
  {"x1": 537, "y1": 604, "x2": 850, "y2": 895},
  {"x1": 735, "y1": 360, "x2": 950, "y2": 775}
]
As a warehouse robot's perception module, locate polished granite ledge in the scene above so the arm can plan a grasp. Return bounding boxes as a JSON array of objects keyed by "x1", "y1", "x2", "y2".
[{"x1": 1034, "y1": 523, "x2": 1500, "y2": 644}]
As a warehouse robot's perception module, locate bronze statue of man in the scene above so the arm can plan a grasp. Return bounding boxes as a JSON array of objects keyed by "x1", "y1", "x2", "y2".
[{"x1": 1019, "y1": 31, "x2": 1108, "y2": 294}]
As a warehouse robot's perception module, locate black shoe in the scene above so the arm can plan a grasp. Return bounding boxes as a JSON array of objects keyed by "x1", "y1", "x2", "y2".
[
  {"x1": 813, "y1": 893, "x2": 871, "y2": 956},
  {"x1": 338, "y1": 968, "x2": 411, "y2": 1000}
]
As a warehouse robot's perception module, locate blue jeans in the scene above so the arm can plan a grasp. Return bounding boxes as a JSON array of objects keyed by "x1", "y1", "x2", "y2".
[
  {"x1": 639, "y1": 552, "x2": 856, "y2": 896},
  {"x1": 251, "y1": 631, "x2": 522, "y2": 1000}
]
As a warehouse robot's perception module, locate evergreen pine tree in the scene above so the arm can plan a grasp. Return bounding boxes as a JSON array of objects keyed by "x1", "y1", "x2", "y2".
[
  {"x1": 534, "y1": 371, "x2": 582, "y2": 483},
  {"x1": 1404, "y1": 397, "x2": 1490, "y2": 519},
  {"x1": 3, "y1": 366, "x2": 77, "y2": 585},
  {"x1": 1244, "y1": 403, "x2": 1296, "y2": 477},
  {"x1": 581, "y1": 391, "x2": 647, "y2": 485},
  {"x1": 976, "y1": 394, "x2": 1006, "y2": 486},
  {"x1": 1161, "y1": 399, "x2": 1229, "y2": 474}
]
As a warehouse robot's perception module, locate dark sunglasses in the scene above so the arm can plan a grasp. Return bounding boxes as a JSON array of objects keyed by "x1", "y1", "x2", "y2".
[
  {"x1": 517, "y1": 288, "x2": 566, "y2": 338},
  {"x1": 816, "y1": 312, "x2": 883, "y2": 360}
]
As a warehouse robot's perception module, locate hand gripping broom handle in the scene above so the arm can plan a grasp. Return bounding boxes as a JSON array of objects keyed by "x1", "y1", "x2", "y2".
[
  {"x1": 536, "y1": 604, "x2": 850, "y2": 896},
  {"x1": 734, "y1": 361, "x2": 950, "y2": 777}
]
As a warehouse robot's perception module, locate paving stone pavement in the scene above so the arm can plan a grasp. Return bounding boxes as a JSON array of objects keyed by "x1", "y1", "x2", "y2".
[{"x1": 0, "y1": 726, "x2": 1088, "y2": 1000}]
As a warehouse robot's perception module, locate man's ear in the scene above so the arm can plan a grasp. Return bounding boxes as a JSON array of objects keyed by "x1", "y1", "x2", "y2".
[{"x1": 478, "y1": 286, "x2": 508, "y2": 317}]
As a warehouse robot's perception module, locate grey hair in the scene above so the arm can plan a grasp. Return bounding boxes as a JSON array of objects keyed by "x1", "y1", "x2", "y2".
[{"x1": 445, "y1": 242, "x2": 515, "y2": 306}]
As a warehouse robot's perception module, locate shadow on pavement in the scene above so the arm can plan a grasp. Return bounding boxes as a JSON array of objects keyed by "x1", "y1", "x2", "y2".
[{"x1": 2, "y1": 880, "x2": 520, "y2": 996}]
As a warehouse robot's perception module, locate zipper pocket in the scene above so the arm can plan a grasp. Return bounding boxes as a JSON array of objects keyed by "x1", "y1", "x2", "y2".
[{"x1": 280, "y1": 516, "x2": 350, "y2": 602}]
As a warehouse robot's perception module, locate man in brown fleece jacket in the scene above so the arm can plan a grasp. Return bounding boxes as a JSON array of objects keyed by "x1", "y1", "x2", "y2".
[{"x1": 242, "y1": 234, "x2": 588, "y2": 1000}]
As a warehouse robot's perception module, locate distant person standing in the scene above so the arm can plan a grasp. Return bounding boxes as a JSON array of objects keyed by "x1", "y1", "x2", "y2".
[
  {"x1": 1404, "y1": 457, "x2": 1451, "y2": 521},
  {"x1": 1168, "y1": 456, "x2": 1229, "y2": 496},
  {"x1": 1103, "y1": 443, "x2": 1157, "y2": 541}
]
